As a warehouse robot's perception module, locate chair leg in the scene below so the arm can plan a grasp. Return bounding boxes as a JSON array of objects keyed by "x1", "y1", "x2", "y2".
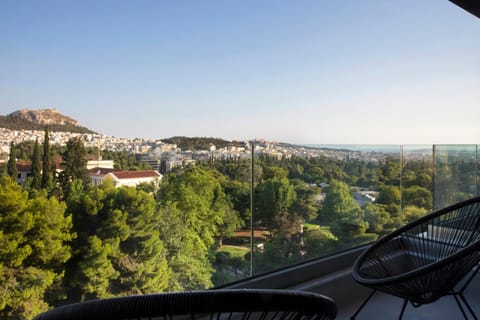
[
  {"x1": 454, "y1": 294, "x2": 470, "y2": 320},
  {"x1": 458, "y1": 293, "x2": 478, "y2": 320},
  {"x1": 351, "y1": 290, "x2": 376, "y2": 319},
  {"x1": 459, "y1": 265, "x2": 480, "y2": 294},
  {"x1": 398, "y1": 299, "x2": 408, "y2": 320}
]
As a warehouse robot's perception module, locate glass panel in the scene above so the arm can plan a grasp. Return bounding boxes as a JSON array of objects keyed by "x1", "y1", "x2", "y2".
[
  {"x1": 401, "y1": 145, "x2": 434, "y2": 223},
  {"x1": 209, "y1": 142, "x2": 253, "y2": 286},
  {"x1": 369, "y1": 146, "x2": 402, "y2": 237},
  {"x1": 6, "y1": 140, "x2": 480, "y2": 304},
  {"x1": 251, "y1": 141, "x2": 308, "y2": 275},
  {"x1": 433, "y1": 145, "x2": 478, "y2": 210},
  {"x1": 139, "y1": 140, "x2": 255, "y2": 288},
  {"x1": 251, "y1": 144, "x2": 402, "y2": 275},
  {"x1": 478, "y1": 145, "x2": 480, "y2": 199}
]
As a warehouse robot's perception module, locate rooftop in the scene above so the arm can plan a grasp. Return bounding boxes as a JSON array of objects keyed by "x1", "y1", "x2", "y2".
[{"x1": 110, "y1": 170, "x2": 162, "y2": 180}]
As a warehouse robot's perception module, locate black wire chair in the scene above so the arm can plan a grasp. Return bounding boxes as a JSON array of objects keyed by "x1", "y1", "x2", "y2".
[
  {"x1": 351, "y1": 196, "x2": 480, "y2": 320},
  {"x1": 34, "y1": 289, "x2": 338, "y2": 320}
]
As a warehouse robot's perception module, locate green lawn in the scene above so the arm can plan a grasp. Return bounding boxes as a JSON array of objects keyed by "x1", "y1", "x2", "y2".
[{"x1": 218, "y1": 245, "x2": 249, "y2": 259}]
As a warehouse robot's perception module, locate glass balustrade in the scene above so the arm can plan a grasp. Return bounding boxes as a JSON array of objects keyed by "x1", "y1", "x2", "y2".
[
  {"x1": 433, "y1": 145, "x2": 479, "y2": 209},
  {"x1": 214, "y1": 144, "x2": 479, "y2": 282},
  {"x1": 4, "y1": 142, "x2": 478, "y2": 305}
]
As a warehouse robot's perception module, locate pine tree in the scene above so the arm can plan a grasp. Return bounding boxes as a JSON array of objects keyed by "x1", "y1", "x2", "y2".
[
  {"x1": 7, "y1": 141, "x2": 18, "y2": 180},
  {"x1": 255, "y1": 177, "x2": 297, "y2": 234},
  {"x1": 31, "y1": 138, "x2": 42, "y2": 190},
  {"x1": 158, "y1": 166, "x2": 233, "y2": 289},
  {"x1": 41, "y1": 126, "x2": 52, "y2": 189},
  {"x1": 0, "y1": 177, "x2": 73, "y2": 319},
  {"x1": 67, "y1": 183, "x2": 170, "y2": 300}
]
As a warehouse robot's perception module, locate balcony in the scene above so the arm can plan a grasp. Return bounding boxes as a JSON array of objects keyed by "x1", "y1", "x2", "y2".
[
  {"x1": 218, "y1": 143, "x2": 480, "y2": 319},
  {"x1": 5, "y1": 141, "x2": 480, "y2": 320},
  {"x1": 6, "y1": 133, "x2": 480, "y2": 318},
  {"x1": 224, "y1": 244, "x2": 480, "y2": 319}
]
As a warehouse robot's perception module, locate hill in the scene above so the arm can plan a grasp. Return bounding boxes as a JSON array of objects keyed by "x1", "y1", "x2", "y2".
[
  {"x1": 161, "y1": 136, "x2": 244, "y2": 151},
  {"x1": 0, "y1": 108, "x2": 96, "y2": 134}
]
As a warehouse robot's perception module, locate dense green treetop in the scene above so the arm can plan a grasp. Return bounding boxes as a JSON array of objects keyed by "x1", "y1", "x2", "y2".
[
  {"x1": 321, "y1": 180, "x2": 359, "y2": 223},
  {"x1": 0, "y1": 177, "x2": 73, "y2": 319},
  {"x1": 158, "y1": 166, "x2": 241, "y2": 289},
  {"x1": 66, "y1": 180, "x2": 170, "y2": 301},
  {"x1": 255, "y1": 177, "x2": 297, "y2": 234},
  {"x1": 159, "y1": 166, "x2": 231, "y2": 248}
]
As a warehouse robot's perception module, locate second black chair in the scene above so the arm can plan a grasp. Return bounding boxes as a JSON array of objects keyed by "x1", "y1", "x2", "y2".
[
  {"x1": 34, "y1": 289, "x2": 337, "y2": 320},
  {"x1": 351, "y1": 196, "x2": 480, "y2": 319}
]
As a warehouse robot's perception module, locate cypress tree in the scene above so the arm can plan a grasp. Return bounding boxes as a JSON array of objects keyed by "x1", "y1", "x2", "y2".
[
  {"x1": 31, "y1": 138, "x2": 42, "y2": 189},
  {"x1": 59, "y1": 137, "x2": 89, "y2": 199},
  {"x1": 7, "y1": 141, "x2": 18, "y2": 180},
  {"x1": 41, "y1": 126, "x2": 52, "y2": 189}
]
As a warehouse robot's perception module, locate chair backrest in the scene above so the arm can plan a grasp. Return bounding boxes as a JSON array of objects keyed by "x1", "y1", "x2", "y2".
[{"x1": 33, "y1": 289, "x2": 337, "y2": 320}]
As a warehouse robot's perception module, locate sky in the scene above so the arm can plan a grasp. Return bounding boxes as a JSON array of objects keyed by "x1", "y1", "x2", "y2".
[{"x1": 1, "y1": 0, "x2": 479, "y2": 144}]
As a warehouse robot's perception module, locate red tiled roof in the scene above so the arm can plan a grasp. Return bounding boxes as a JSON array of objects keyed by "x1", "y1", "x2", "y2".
[
  {"x1": 110, "y1": 170, "x2": 161, "y2": 180},
  {"x1": 16, "y1": 160, "x2": 61, "y2": 172},
  {"x1": 89, "y1": 167, "x2": 120, "y2": 176},
  {"x1": 16, "y1": 161, "x2": 32, "y2": 172}
]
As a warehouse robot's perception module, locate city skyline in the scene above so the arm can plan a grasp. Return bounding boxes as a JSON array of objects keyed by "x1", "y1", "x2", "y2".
[{"x1": 1, "y1": 1, "x2": 479, "y2": 144}]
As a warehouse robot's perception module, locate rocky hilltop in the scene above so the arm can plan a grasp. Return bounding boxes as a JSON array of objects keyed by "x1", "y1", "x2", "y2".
[
  {"x1": 9, "y1": 108, "x2": 80, "y2": 126},
  {"x1": 0, "y1": 108, "x2": 95, "y2": 134}
]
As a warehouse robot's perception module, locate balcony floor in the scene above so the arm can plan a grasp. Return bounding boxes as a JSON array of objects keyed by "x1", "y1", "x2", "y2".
[
  {"x1": 339, "y1": 285, "x2": 480, "y2": 319},
  {"x1": 229, "y1": 247, "x2": 480, "y2": 320},
  {"x1": 309, "y1": 270, "x2": 480, "y2": 320}
]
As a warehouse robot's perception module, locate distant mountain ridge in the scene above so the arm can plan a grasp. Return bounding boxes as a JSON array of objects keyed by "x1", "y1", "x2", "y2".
[
  {"x1": 0, "y1": 108, "x2": 96, "y2": 134},
  {"x1": 10, "y1": 108, "x2": 79, "y2": 126}
]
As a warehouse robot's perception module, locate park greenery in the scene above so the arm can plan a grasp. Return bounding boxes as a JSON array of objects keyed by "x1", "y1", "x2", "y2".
[{"x1": 2, "y1": 133, "x2": 478, "y2": 319}]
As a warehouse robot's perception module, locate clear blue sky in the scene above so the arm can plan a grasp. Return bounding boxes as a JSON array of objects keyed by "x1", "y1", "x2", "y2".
[{"x1": 1, "y1": 0, "x2": 479, "y2": 144}]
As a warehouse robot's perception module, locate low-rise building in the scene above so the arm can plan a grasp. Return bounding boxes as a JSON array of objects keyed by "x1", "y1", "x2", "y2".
[
  {"x1": 16, "y1": 161, "x2": 32, "y2": 186},
  {"x1": 89, "y1": 168, "x2": 162, "y2": 188},
  {"x1": 14, "y1": 160, "x2": 63, "y2": 186},
  {"x1": 89, "y1": 167, "x2": 120, "y2": 186},
  {"x1": 86, "y1": 160, "x2": 114, "y2": 170},
  {"x1": 354, "y1": 191, "x2": 378, "y2": 207}
]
